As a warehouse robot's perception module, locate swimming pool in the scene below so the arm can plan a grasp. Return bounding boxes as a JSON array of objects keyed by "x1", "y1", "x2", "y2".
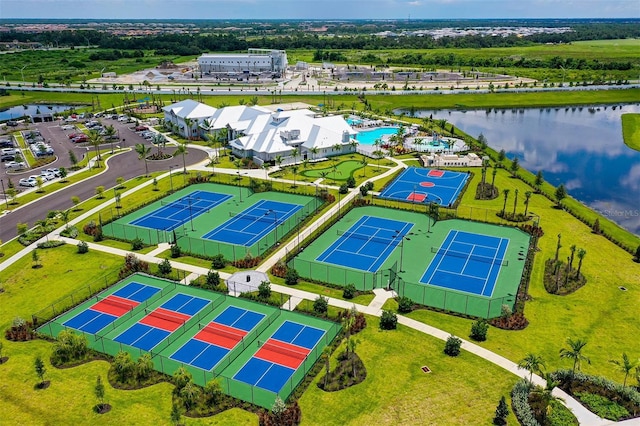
[{"x1": 356, "y1": 127, "x2": 399, "y2": 145}]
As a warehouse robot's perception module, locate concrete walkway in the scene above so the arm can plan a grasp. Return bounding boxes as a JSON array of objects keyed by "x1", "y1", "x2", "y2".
[{"x1": 0, "y1": 151, "x2": 619, "y2": 425}]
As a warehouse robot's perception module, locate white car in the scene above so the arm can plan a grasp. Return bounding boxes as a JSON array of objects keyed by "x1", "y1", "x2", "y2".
[
  {"x1": 39, "y1": 171, "x2": 55, "y2": 181},
  {"x1": 4, "y1": 161, "x2": 27, "y2": 170},
  {"x1": 46, "y1": 168, "x2": 61, "y2": 177},
  {"x1": 64, "y1": 117, "x2": 77, "y2": 123},
  {"x1": 19, "y1": 177, "x2": 37, "y2": 187},
  {"x1": 117, "y1": 115, "x2": 129, "y2": 122},
  {"x1": 61, "y1": 124, "x2": 75, "y2": 131}
]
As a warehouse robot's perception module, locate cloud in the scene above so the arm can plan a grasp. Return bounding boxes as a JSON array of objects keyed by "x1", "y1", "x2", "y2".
[
  {"x1": 620, "y1": 163, "x2": 640, "y2": 192},
  {"x1": 408, "y1": 1, "x2": 422, "y2": 5}
]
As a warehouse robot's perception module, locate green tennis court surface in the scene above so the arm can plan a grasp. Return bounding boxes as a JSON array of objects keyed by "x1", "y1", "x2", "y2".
[
  {"x1": 102, "y1": 183, "x2": 317, "y2": 261},
  {"x1": 37, "y1": 273, "x2": 340, "y2": 408},
  {"x1": 291, "y1": 206, "x2": 530, "y2": 318}
]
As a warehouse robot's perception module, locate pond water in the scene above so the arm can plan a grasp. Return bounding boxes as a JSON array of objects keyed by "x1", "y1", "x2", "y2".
[
  {"x1": 407, "y1": 104, "x2": 640, "y2": 235},
  {"x1": 0, "y1": 104, "x2": 75, "y2": 121}
]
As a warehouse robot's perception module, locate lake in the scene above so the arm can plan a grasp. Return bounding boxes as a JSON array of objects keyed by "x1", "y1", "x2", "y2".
[
  {"x1": 407, "y1": 104, "x2": 640, "y2": 235},
  {"x1": 0, "y1": 104, "x2": 75, "y2": 121}
]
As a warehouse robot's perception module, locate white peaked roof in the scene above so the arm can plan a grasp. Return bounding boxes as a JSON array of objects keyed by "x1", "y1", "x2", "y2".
[
  {"x1": 162, "y1": 99, "x2": 217, "y2": 120},
  {"x1": 230, "y1": 111, "x2": 357, "y2": 154},
  {"x1": 205, "y1": 105, "x2": 271, "y2": 130}
]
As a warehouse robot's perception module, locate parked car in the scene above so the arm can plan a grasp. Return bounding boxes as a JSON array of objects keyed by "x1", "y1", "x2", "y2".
[
  {"x1": 0, "y1": 139, "x2": 14, "y2": 148},
  {"x1": 61, "y1": 124, "x2": 75, "y2": 131},
  {"x1": 45, "y1": 168, "x2": 61, "y2": 177},
  {"x1": 68, "y1": 132, "x2": 83, "y2": 139},
  {"x1": 85, "y1": 121, "x2": 99, "y2": 128},
  {"x1": 1, "y1": 154, "x2": 15, "y2": 162},
  {"x1": 4, "y1": 161, "x2": 27, "y2": 170},
  {"x1": 64, "y1": 117, "x2": 77, "y2": 123},
  {"x1": 6, "y1": 120, "x2": 19, "y2": 127},
  {"x1": 19, "y1": 177, "x2": 37, "y2": 187},
  {"x1": 1, "y1": 148, "x2": 20, "y2": 156},
  {"x1": 72, "y1": 136, "x2": 88, "y2": 143},
  {"x1": 134, "y1": 125, "x2": 148, "y2": 132},
  {"x1": 39, "y1": 171, "x2": 55, "y2": 181},
  {"x1": 118, "y1": 115, "x2": 128, "y2": 122}
]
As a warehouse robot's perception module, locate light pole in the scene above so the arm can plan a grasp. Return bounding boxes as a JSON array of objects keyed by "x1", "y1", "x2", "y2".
[
  {"x1": 393, "y1": 231, "x2": 411, "y2": 273},
  {"x1": 187, "y1": 197, "x2": 195, "y2": 231},
  {"x1": 266, "y1": 210, "x2": 278, "y2": 241},
  {"x1": 168, "y1": 165, "x2": 176, "y2": 192},
  {"x1": 1, "y1": 179, "x2": 9, "y2": 209},
  {"x1": 19, "y1": 65, "x2": 27, "y2": 83}
]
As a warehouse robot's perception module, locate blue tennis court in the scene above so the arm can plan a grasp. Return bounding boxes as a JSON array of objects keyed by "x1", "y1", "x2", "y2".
[
  {"x1": 202, "y1": 200, "x2": 303, "y2": 246},
  {"x1": 159, "y1": 293, "x2": 211, "y2": 316},
  {"x1": 420, "y1": 230, "x2": 509, "y2": 296},
  {"x1": 233, "y1": 321, "x2": 326, "y2": 393},
  {"x1": 170, "y1": 305, "x2": 266, "y2": 371},
  {"x1": 379, "y1": 167, "x2": 469, "y2": 207},
  {"x1": 63, "y1": 282, "x2": 160, "y2": 334},
  {"x1": 129, "y1": 190, "x2": 232, "y2": 231},
  {"x1": 316, "y1": 215, "x2": 413, "y2": 272}
]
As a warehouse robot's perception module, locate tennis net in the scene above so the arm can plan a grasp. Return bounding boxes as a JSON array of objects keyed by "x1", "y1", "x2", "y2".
[
  {"x1": 258, "y1": 340, "x2": 308, "y2": 361},
  {"x1": 336, "y1": 229, "x2": 400, "y2": 246},
  {"x1": 161, "y1": 199, "x2": 210, "y2": 212},
  {"x1": 229, "y1": 211, "x2": 279, "y2": 224},
  {"x1": 96, "y1": 295, "x2": 135, "y2": 311},
  {"x1": 145, "y1": 308, "x2": 187, "y2": 326},
  {"x1": 198, "y1": 322, "x2": 244, "y2": 342},
  {"x1": 431, "y1": 247, "x2": 508, "y2": 266}
]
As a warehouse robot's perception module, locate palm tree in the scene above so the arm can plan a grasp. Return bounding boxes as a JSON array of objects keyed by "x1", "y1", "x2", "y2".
[
  {"x1": 523, "y1": 191, "x2": 532, "y2": 216},
  {"x1": 512, "y1": 188, "x2": 519, "y2": 215},
  {"x1": 87, "y1": 129, "x2": 103, "y2": 169},
  {"x1": 291, "y1": 147, "x2": 299, "y2": 165},
  {"x1": 518, "y1": 353, "x2": 546, "y2": 382},
  {"x1": 291, "y1": 165, "x2": 299, "y2": 188},
  {"x1": 568, "y1": 244, "x2": 577, "y2": 270},
  {"x1": 491, "y1": 166, "x2": 498, "y2": 189},
  {"x1": 501, "y1": 189, "x2": 510, "y2": 215},
  {"x1": 274, "y1": 155, "x2": 283, "y2": 170},
  {"x1": 59, "y1": 209, "x2": 71, "y2": 230},
  {"x1": 480, "y1": 164, "x2": 487, "y2": 187},
  {"x1": 374, "y1": 150, "x2": 384, "y2": 171},
  {"x1": 349, "y1": 139, "x2": 359, "y2": 153},
  {"x1": 152, "y1": 133, "x2": 166, "y2": 156},
  {"x1": 530, "y1": 373, "x2": 563, "y2": 424},
  {"x1": 360, "y1": 157, "x2": 368, "y2": 177},
  {"x1": 261, "y1": 162, "x2": 269, "y2": 180},
  {"x1": 575, "y1": 248, "x2": 587, "y2": 279},
  {"x1": 134, "y1": 143, "x2": 151, "y2": 177},
  {"x1": 310, "y1": 146, "x2": 319, "y2": 161},
  {"x1": 560, "y1": 338, "x2": 591, "y2": 376},
  {"x1": 319, "y1": 171, "x2": 329, "y2": 183},
  {"x1": 183, "y1": 117, "x2": 193, "y2": 139},
  {"x1": 609, "y1": 353, "x2": 639, "y2": 387},
  {"x1": 554, "y1": 233, "x2": 562, "y2": 262},
  {"x1": 104, "y1": 124, "x2": 117, "y2": 154},
  {"x1": 322, "y1": 346, "x2": 332, "y2": 388},
  {"x1": 175, "y1": 142, "x2": 188, "y2": 174}
]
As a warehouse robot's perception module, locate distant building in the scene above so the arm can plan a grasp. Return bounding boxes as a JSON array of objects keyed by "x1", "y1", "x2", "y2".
[
  {"x1": 197, "y1": 49, "x2": 288, "y2": 74},
  {"x1": 420, "y1": 152, "x2": 484, "y2": 167}
]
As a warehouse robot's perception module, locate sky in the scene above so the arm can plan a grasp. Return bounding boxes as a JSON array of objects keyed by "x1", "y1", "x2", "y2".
[{"x1": 1, "y1": 0, "x2": 639, "y2": 20}]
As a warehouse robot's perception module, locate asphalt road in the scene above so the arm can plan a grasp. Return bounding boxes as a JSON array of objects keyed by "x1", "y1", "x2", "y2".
[{"x1": 0, "y1": 120, "x2": 208, "y2": 243}]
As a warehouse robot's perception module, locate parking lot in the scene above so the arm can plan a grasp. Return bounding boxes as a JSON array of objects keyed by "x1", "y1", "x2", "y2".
[{"x1": 1, "y1": 114, "x2": 160, "y2": 194}]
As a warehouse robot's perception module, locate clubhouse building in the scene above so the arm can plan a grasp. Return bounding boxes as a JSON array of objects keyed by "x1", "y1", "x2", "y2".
[{"x1": 163, "y1": 99, "x2": 358, "y2": 166}]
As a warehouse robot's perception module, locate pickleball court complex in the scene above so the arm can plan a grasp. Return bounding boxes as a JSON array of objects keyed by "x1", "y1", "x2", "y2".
[
  {"x1": 37, "y1": 273, "x2": 340, "y2": 408},
  {"x1": 291, "y1": 206, "x2": 530, "y2": 318},
  {"x1": 102, "y1": 183, "x2": 316, "y2": 260}
]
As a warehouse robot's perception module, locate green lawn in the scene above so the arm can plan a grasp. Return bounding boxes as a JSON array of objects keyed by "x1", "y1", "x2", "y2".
[
  {"x1": 621, "y1": 113, "x2": 640, "y2": 152},
  {"x1": 299, "y1": 316, "x2": 519, "y2": 425}
]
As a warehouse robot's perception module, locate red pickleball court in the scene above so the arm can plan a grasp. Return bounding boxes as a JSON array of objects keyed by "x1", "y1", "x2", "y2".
[{"x1": 255, "y1": 338, "x2": 311, "y2": 369}]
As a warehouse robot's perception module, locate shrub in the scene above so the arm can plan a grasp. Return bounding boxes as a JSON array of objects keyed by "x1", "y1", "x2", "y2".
[
  {"x1": 131, "y1": 238, "x2": 144, "y2": 251},
  {"x1": 83, "y1": 220, "x2": 99, "y2": 236},
  {"x1": 346, "y1": 175, "x2": 356, "y2": 188},
  {"x1": 397, "y1": 296, "x2": 413, "y2": 313},
  {"x1": 119, "y1": 253, "x2": 149, "y2": 279},
  {"x1": 93, "y1": 228, "x2": 103, "y2": 242},
  {"x1": 574, "y1": 392, "x2": 629, "y2": 421},
  {"x1": 365, "y1": 181, "x2": 374, "y2": 191},
  {"x1": 359, "y1": 185, "x2": 368, "y2": 197},
  {"x1": 493, "y1": 395, "x2": 509, "y2": 425},
  {"x1": 77, "y1": 241, "x2": 89, "y2": 254},
  {"x1": 379, "y1": 310, "x2": 397, "y2": 330},
  {"x1": 205, "y1": 270, "x2": 220, "y2": 289},
  {"x1": 511, "y1": 379, "x2": 539, "y2": 426},
  {"x1": 342, "y1": 283, "x2": 356, "y2": 299},
  {"x1": 470, "y1": 319, "x2": 489, "y2": 342},
  {"x1": 258, "y1": 281, "x2": 271, "y2": 299},
  {"x1": 211, "y1": 254, "x2": 225, "y2": 269},
  {"x1": 313, "y1": 296, "x2": 328, "y2": 314},
  {"x1": 285, "y1": 268, "x2": 299, "y2": 285},
  {"x1": 170, "y1": 243, "x2": 181, "y2": 258},
  {"x1": 338, "y1": 183, "x2": 349, "y2": 194},
  {"x1": 157, "y1": 258, "x2": 172, "y2": 275},
  {"x1": 444, "y1": 335, "x2": 462, "y2": 357}
]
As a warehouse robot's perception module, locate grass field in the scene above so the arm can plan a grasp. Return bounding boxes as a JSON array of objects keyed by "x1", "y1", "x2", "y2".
[{"x1": 621, "y1": 113, "x2": 640, "y2": 152}]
